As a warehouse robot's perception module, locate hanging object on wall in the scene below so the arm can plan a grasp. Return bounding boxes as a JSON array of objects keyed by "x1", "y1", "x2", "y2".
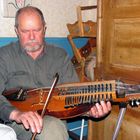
[{"x1": 2, "y1": 0, "x2": 32, "y2": 18}]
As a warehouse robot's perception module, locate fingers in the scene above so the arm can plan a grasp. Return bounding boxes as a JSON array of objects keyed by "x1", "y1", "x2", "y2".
[
  {"x1": 34, "y1": 112, "x2": 43, "y2": 131},
  {"x1": 89, "y1": 101, "x2": 111, "y2": 118},
  {"x1": 23, "y1": 112, "x2": 42, "y2": 133},
  {"x1": 90, "y1": 106, "x2": 99, "y2": 118},
  {"x1": 10, "y1": 110, "x2": 43, "y2": 134},
  {"x1": 23, "y1": 111, "x2": 43, "y2": 133},
  {"x1": 100, "y1": 101, "x2": 112, "y2": 114}
]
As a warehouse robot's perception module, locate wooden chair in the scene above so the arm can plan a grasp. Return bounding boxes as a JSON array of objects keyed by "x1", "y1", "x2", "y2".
[{"x1": 67, "y1": 5, "x2": 97, "y2": 82}]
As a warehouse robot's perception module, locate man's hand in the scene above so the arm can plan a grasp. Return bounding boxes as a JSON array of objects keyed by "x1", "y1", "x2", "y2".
[
  {"x1": 9, "y1": 110, "x2": 43, "y2": 133},
  {"x1": 88, "y1": 101, "x2": 111, "y2": 118}
]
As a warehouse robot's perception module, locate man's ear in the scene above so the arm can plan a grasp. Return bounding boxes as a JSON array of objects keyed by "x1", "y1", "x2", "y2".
[
  {"x1": 43, "y1": 25, "x2": 47, "y2": 35},
  {"x1": 14, "y1": 27, "x2": 19, "y2": 36},
  {"x1": 44, "y1": 25, "x2": 47, "y2": 32}
]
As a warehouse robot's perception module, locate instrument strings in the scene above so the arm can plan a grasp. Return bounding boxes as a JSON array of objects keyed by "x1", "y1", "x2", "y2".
[{"x1": 116, "y1": 83, "x2": 140, "y2": 93}]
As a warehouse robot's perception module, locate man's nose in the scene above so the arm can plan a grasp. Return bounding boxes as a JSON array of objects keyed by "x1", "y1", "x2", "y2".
[{"x1": 29, "y1": 31, "x2": 35, "y2": 40}]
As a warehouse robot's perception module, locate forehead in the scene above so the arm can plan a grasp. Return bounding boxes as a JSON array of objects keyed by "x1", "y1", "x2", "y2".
[{"x1": 17, "y1": 10, "x2": 43, "y2": 27}]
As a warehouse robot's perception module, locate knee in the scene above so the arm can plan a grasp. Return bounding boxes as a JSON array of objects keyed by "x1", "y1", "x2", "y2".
[
  {"x1": 43, "y1": 116, "x2": 67, "y2": 130},
  {"x1": 38, "y1": 116, "x2": 68, "y2": 140}
]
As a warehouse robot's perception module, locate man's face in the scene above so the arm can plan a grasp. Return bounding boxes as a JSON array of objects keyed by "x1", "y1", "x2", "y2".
[{"x1": 15, "y1": 11, "x2": 46, "y2": 52}]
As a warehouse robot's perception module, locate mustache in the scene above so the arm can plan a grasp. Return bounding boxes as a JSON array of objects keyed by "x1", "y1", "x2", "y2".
[{"x1": 25, "y1": 40, "x2": 39, "y2": 44}]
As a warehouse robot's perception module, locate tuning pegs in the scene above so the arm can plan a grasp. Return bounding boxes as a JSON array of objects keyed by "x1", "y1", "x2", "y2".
[{"x1": 129, "y1": 99, "x2": 140, "y2": 107}]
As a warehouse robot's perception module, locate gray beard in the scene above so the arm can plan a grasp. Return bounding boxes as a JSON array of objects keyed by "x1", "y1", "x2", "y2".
[{"x1": 24, "y1": 44, "x2": 43, "y2": 52}]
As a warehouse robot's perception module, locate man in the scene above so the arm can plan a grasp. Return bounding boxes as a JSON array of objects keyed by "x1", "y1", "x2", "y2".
[{"x1": 0, "y1": 6, "x2": 111, "y2": 140}]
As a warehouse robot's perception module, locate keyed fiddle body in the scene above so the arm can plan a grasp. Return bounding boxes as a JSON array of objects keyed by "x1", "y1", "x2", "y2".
[{"x1": 3, "y1": 80, "x2": 140, "y2": 119}]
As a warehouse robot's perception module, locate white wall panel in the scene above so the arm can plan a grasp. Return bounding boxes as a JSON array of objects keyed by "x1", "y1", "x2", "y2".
[{"x1": 0, "y1": 0, "x2": 97, "y2": 37}]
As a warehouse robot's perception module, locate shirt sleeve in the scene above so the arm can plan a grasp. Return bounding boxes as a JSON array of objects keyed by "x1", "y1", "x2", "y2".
[{"x1": 0, "y1": 54, "x2": 16, "y2": 122}]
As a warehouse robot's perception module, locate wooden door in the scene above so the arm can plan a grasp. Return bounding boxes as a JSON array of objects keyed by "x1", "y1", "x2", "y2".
[
  {"x1": 96, "y1": 0, "x2": 140, "y2": 83},
  {"x1": 88, "y1": 0, "x2": 140, "y2": 140}
]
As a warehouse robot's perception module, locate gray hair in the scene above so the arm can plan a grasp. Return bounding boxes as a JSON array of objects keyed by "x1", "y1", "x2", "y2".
[{"x1": 15, "y1": 6, "x2": 46, "y2": 28}]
